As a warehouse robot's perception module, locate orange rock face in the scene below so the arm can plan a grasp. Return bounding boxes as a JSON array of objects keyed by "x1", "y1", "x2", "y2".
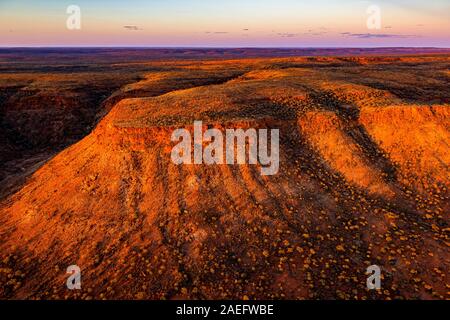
[{"x1": 0, "y1": 50, "x2": 448, "y2": 300}]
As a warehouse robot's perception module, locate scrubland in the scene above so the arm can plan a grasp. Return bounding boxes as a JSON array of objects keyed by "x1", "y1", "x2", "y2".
[{"x1": 0, "y1": 50, "x2": 448, "y2": 300}]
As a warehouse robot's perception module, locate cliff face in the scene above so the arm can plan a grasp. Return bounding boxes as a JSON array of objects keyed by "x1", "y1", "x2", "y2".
[
  {"x1": 360, "y1": 106, "x2": 449, "y2": 188},
  {"x1": 0, "y1": 55, "x2": 448, "y2": 300},
  {"x1": 0, "y1": 63, "x2": 248, "y2": 198}
]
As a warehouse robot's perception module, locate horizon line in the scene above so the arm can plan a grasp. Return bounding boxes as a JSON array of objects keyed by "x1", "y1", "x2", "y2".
[{"x1": 1, "y1": 45, "x2": 450, "y2": 49}]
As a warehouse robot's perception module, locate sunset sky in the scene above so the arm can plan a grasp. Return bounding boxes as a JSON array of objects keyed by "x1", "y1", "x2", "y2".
[{"x1": 1, "y1": 0, "x2": 449, "y2": 47}]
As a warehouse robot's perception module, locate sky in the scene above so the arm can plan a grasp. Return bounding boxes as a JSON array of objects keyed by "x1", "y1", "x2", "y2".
[{"x1": 0, "y1": 0, "x2": 449, "y2": 47}]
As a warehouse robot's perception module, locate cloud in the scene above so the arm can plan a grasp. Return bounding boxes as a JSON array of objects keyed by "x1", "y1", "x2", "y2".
[
  {"x1": 304, "y1": 29, "x2": 328, "y2": 36},
  {"x1": 123, "y1": 25, "x2": 143, "y2": 31},
  {"x1": 205, "y1": 31, "x2": 229, "y2": 34},
  {"x1": 341, "y1": 32, "x2": 418, "y2": 39},
  {"x1": 277, "y1": 33, "x2": 299, "y2": 38}
]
